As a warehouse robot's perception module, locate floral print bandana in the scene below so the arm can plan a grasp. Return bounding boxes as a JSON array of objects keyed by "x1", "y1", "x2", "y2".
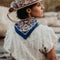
[{"x1": 14, "y1": 17, "x2": 39, "y2": 39}]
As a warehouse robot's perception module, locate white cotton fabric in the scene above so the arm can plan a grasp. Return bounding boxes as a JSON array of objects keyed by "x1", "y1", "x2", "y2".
[{"x1": 3, "y1": 24, "x2": 58, "y2": 60}]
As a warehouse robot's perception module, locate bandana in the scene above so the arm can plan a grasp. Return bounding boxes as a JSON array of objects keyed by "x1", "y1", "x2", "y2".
[{"x1": 14, "y1": 17, "x2": 39, "y2": 40}]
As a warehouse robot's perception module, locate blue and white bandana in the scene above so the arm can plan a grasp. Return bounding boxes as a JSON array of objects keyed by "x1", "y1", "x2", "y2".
[{"x1": 14, "y1": 17, "x2": 39, "y2": 40}]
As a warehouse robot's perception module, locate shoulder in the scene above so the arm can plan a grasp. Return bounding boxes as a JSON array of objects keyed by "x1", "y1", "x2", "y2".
[
  {"x1": 6, "y1": 26, "x2": 15, "y2": 35},
  {"x1": 4, "y1": 26, "x2": 16, "y2": 41},
  {"x1": 38, "y1": 24, "x2": 55, "y2": 36},
  {"x1": 38, "y1": 24, "x2": 52, "y2": 31}
]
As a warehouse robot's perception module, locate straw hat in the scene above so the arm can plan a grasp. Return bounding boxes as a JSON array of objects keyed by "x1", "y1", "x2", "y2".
[{"x1": 7, "y1": 0, "x2": 42, "y2": 23}]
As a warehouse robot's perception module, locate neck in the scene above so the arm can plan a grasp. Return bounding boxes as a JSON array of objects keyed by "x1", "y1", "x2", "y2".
[
  {"x1": 27, "y1": 14, "x2": 32, "y2": 18},
  {"x1": 21, "y1": 15, "x2": 35, "y2": 21}
]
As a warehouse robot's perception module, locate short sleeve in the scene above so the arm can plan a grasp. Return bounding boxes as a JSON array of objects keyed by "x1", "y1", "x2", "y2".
[
  {"x1": 40, "y1": 25, "x2": 59, "y2": 53},
  {"x1": 49, "y1": 27, "x2": 58, "y2": 45},
  {"x1": 3, "y1": 27, "x2": 14, "y2": 55},
  {"x1": 46, "y1": 27, "x2": 58, "y2": 53}
]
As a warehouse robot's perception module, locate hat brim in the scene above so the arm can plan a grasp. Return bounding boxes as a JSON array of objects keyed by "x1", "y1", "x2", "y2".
[{"x1": 7, "y1": 11, "x2": 20, "y2": 23}]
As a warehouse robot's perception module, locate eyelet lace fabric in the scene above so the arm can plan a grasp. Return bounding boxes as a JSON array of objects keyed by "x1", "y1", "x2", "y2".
[{"x1": 4, "y1": 19, "x2": 58, "y2": 60}]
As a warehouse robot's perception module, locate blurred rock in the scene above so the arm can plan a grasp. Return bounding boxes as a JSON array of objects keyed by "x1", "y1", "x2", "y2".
[
  {"x1": 57, "y1": 12, "x2": 60, "y2": 20},
  {"x1": 0, "y1": 6, "x2": 15, "y2": 37},
  {"x1": 44, "y1": 12, "x2": 58, "y2": 17},
  {"x1": 54, "y1": 5, "x2": 60, "y2": 12}
]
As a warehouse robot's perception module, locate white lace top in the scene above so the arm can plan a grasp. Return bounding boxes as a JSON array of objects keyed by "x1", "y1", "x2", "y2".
[{"x1": 3, "y1": 24, "x2": 58, "y2": 60}]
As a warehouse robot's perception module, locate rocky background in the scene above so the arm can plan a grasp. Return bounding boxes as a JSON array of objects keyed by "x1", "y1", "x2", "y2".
[{"x1": 0, "y1": 0, "x2": 60, "y2": 60}]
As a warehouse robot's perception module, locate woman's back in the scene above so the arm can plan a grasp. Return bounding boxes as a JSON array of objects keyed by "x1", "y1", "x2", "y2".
[{"x1": 4, "y1": 23, "x2": 58, "y2": 60}]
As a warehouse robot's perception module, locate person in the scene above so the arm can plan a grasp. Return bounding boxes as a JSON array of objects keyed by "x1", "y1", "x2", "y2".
[{"x1": 3, "y1": 0, "x2": 58, "y2": 60}]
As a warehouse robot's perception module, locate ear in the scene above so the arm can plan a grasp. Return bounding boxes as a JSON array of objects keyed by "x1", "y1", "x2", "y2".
[{"x1": 26, "y1": 8, "x2": 31, "y2": 14}]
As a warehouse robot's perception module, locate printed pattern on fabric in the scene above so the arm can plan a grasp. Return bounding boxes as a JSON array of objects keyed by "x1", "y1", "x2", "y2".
[{"x1": 14, "y1": 17, "x2": 39, "y2": 39}]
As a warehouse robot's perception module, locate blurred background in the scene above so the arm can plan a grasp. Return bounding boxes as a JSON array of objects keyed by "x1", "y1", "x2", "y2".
[{"x1": 0, "y1": 0, "x2": 60, "y2": 60}]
